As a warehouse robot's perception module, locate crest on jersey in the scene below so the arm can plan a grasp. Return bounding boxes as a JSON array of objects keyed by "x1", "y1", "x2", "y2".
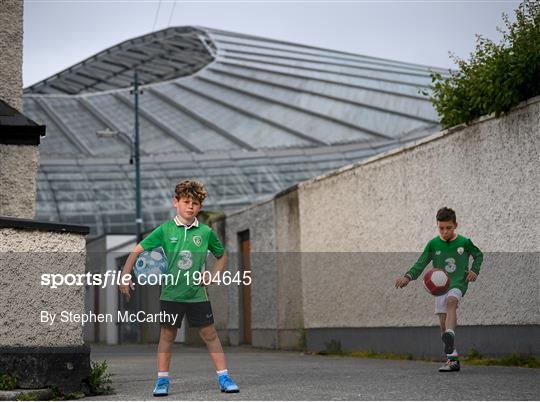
[
  {"x1": 192, "y1": 235, "x2": 202, "y2": 247},
  {"x1": 169, "y1": 237, "x2": 178, "y2": 243},
  {"x1": 436, "y1": 250, "x2": 441, "y2": 255},
  {"x1": 457, "y1": 247, "x2": 464, "y2": 255}
]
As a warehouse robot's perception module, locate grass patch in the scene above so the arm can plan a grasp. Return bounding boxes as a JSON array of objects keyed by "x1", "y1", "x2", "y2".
[
  {"x1": 50, "y1": 386, "x2": 86, "y2": 401},
  {"x1": 349, "y1": 350, "x2": 415, "y2": 361},
  {"x1": 49, "y1": 360, "x2": 114, "y2": 400},
  {"x1": 317, "y1": 346, "x2": 539, "y2": 368},
  {"x1": 463, "y1": 349, "x2": 540, "y2": 369},
  {"x1": 16, "y1": 392, "x2": 38, "y2": 401},
  {"x1": 0, "y1": 373, "x2": 17, "y2": 391}
]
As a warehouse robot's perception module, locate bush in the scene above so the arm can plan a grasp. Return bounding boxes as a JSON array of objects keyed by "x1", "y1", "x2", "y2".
[
  {"x1": 427, "y1": 0, "x2": 540, "y2": 128},
  {"x1": 88, "y1": 360, "x2": 114, "y2": 396}
]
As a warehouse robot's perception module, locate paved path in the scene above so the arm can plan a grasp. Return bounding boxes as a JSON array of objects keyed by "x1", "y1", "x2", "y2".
[{"x1": 87, "y1": 345, "x2": 539, "y2": 400}]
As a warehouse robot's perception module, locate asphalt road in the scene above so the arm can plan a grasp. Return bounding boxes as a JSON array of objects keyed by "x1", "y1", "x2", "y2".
[{"x1": 87, "y1": 344, "x2": 539, "y2": 400}]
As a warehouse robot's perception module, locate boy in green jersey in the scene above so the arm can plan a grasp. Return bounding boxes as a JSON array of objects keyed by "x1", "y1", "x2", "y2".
[
  {"x1": 395, "y1": 207, "x2": 483, "y2": 372},
  {"x1": 119, "y1": 180, "x2": 239, "y2": 396}
]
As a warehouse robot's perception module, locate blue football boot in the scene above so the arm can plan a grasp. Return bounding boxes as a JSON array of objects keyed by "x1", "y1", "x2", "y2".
[
  {"x1": 153, "y1": 377, "x2": 170, "y2": 397},
  {"x1": 218, "y1": 373, "x2": 240, "y2": 393}
]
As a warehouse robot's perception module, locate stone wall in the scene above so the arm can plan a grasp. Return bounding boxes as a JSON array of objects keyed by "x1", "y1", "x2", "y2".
[{"x1": 297, "y1": 98, "x2": 539, "y2": 331}]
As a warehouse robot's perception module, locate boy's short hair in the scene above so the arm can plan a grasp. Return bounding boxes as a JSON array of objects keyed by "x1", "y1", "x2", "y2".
[
  {"x1": 436, "y1": 207, "x2": 457, "y2": 223},
  {"x1": 175, "y1": 180, "x2": 208, "y2": 204}
]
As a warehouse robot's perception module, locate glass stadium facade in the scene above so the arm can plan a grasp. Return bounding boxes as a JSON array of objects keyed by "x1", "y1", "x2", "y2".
[{"x1": 23, "y1": 26, "x2": 446, "y2": 238}]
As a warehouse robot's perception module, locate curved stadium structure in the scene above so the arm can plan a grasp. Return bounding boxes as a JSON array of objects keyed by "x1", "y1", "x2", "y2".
[{"x1": 23, "y1": 26, "x2": 447, "y2": 238}]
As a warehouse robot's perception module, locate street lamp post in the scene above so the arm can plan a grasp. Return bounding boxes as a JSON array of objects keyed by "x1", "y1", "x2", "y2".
[
  {"x1": 132, "y1": 69, "x2": 142, "y2": 243},
  {"x1": 96, "y1": 70, "x2": 143, "y2": 243}
]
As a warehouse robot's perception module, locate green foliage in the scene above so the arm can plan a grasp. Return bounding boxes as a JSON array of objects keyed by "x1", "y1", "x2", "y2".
[
  {"x1": 15, "y1": 393, "x2": 38, "y2": 401},
  {"x1": 49, "y1": 386, "x2": 85, "y2": 401},
  {"x1": 427, "y1": 0, "x2": 540, "y2": 128},
  {"x1": 464, "y1": 348, "x2": 540, "y2": 368},
  {"x1": 0, "y1": 373, "x2": 17, "y2": 391},
  {"x1": 349, "y1": 350, "x2": 415, "y2": 361},
  {"x1": 88, "y1": 360, "x2": 114, "y2": 396}
]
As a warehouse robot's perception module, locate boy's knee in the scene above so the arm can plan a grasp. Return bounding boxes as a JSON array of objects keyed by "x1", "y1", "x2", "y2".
[
  {"x1": 160, "y1": 326, "x2": 178, "y2": 342},
  {"x1": 199, "y1": 325, "x2": 217, "y2": 343},
  {"x1": 447, "y1": 297, "x2": 458, "y2": 308}
]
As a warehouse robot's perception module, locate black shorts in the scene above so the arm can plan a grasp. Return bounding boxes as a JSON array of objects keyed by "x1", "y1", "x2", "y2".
[{"x1": 159, "y1": 300, "x2": 214, "y2": 328}]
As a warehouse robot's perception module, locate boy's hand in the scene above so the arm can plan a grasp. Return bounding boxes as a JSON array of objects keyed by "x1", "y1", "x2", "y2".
[
  {"x1": 466, "y1": 271, "x2": 478, "y2": 282},
  {"x1": 119, "y1": 276, "x2": 135, "y2": 302},
  {"x1": 395, "y1": 276, "x2": 410, "y2": 288}
]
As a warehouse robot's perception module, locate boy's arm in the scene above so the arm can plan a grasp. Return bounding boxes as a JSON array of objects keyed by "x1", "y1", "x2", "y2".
[
  {"x1": 466, "y1": 238, "x2": 483, "y2": 282},
  {"x1": 119, "y1": 244, "x2": 145, "y2": 301},
  {"x1": 210, "y1": 252, "x2": 228, "y2": 278},
  {"x1": 405, "y1": 242, "x2": 432, "y2": 280},
  {"x1": 207, "y1": 228, "x2": 227, "y2": 284},
  {"x1": 467, "y1": 238, "x2": 483, "y2": 275},
  {"x1": 396, "y1": 241, "x2": 432, "y2": 288}
]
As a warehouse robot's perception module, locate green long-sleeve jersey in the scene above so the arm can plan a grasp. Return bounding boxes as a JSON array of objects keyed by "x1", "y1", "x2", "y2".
[{"x1": 406, "y1": 234, "x2": 483, "y2": 295}]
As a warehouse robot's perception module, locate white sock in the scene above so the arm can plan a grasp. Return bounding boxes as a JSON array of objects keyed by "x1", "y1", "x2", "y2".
[
  {"x1": 158, "y1": 371, "x2": 169, "y2": 378},
  {"x1": 445, "y1": 329, "x2": 455, "y2": 335},
  {"x1": 216, "y1": 369, "x2": 228, "y2": 376},
  {"x1": 447, "y1": 349, "x2": 459, "y2": 359}
]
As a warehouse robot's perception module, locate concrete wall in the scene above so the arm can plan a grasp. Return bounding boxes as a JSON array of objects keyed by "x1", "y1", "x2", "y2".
[
  {"x1": 222, "y1": 190, "x2": 305, "y2": 350},
  {"x1": 296, "y1": 98, "x2": 539, "y2": 355},
  {"x1": 220, "y1": 98, "x2": 539, "y2": 356},
  {"x1": 0, "y1": 144, "x2": 39, "y2": 219},
  {"x1": 224, "y1": 200, "x2": 278, "y2": 347},
  {"x1": 274, "y1": 189, "x2": 304, "y2": 349},
  {"x1": 0, "y1": 2, "x2": 39, "y2": 220},
  {"x1": 0, "y1": 0, "x2": 23, "y2": 112},
  {"x1": 0, "y1": 228, "x2": 87, "y2": 347}
]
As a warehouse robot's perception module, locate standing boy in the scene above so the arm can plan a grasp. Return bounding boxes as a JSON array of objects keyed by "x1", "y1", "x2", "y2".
[
  {"x1": 119, "y1": 180, "x2": 240, "y2": 396},
  {"x1": 395, "y1": 207, "x2": 483, "y2": 372}
]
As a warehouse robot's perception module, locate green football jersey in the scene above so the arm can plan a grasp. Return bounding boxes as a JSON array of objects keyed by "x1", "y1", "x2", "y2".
[
  {"x1": 406, "y1": 234, "x2": 483, "y2": 295},
  {"x1": 140, "y1": 216, "x2": 225, "y2": 302}
]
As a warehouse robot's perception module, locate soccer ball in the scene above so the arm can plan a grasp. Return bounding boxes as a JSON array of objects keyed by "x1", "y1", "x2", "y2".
[
  {"x1": 133, "y1": 247, "x2": 168, "y2": 282},
  {"x1": 423, "y1": 268, "x2": 450, "y2": 296}
]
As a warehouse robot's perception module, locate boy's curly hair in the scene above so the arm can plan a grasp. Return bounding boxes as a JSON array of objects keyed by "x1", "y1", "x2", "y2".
[
  {"x1": 436, "y1": 207, "x2": 457, "y2": 224},
  {"x1": 174, "y1": 180, "x2": 208, "y2": 203}
]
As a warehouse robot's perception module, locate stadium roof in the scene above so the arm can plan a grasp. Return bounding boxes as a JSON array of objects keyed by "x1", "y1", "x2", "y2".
[{"x1": 23, "y1": 26, "x2": 447, "y2": 238}]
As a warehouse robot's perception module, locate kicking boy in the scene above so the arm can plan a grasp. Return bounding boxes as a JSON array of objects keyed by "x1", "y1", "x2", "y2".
[
  {"x1": 119, "y1": 180, "x2": 240, "y2": 396},
  {"x1": 395, "y1": 207, "x2": 483, "y2": 372}
]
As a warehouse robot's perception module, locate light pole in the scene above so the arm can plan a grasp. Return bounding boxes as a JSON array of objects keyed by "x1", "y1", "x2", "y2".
[
  {"x1": 132, "y1": 69, "x2": 142, "y2": 243},
  {"x1": 96, "y1": 71, "x2": 143, "y2": 243}
]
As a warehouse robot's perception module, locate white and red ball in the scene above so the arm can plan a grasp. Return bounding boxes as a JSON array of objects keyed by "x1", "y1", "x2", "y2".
[{"x1": 423, "y1": 268, "x2": 450, "y2": 296}]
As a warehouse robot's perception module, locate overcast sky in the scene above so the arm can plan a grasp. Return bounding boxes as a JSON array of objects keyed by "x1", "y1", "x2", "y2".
[{"x1": 23, "y1": 0, "x2": 521, "y2": 87}]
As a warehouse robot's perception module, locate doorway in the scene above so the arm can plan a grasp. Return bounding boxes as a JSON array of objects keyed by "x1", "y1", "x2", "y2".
[{"x1": 238, "y1": 230, "x2": 252, "y2": 344}]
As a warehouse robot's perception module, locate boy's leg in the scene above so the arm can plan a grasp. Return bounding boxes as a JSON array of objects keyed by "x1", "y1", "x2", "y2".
[
  {"x1": 198, "y1": 324, "x2": 239, "y2": 393},
  {"x1": 441, "y1": 289, "x2": 462, "y2": 355},
  {"x1": 158, "y1": 325, "x2": 178, "y2": 372},
  {"x1": 199, "y1": 324, "x2": 227, "y2": 370},
  {"x1": 438, "y1": 313, "x2": 447, "y2": 334},
  {"x1": 153, "y1": 324, "x2": 177, "y2": 396},
  {"x1": 445, "y1": 296, "x2": 458, "y2": 332},
  {"x1": 442, "y1": 297, "x2": 457, "y2": 354},
  {"x1": 188, "y1": 302, "x2": 239, "y2": 393},
  {"x1": 439, "y1": 289, "x2": 462, "y2": 372}
]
